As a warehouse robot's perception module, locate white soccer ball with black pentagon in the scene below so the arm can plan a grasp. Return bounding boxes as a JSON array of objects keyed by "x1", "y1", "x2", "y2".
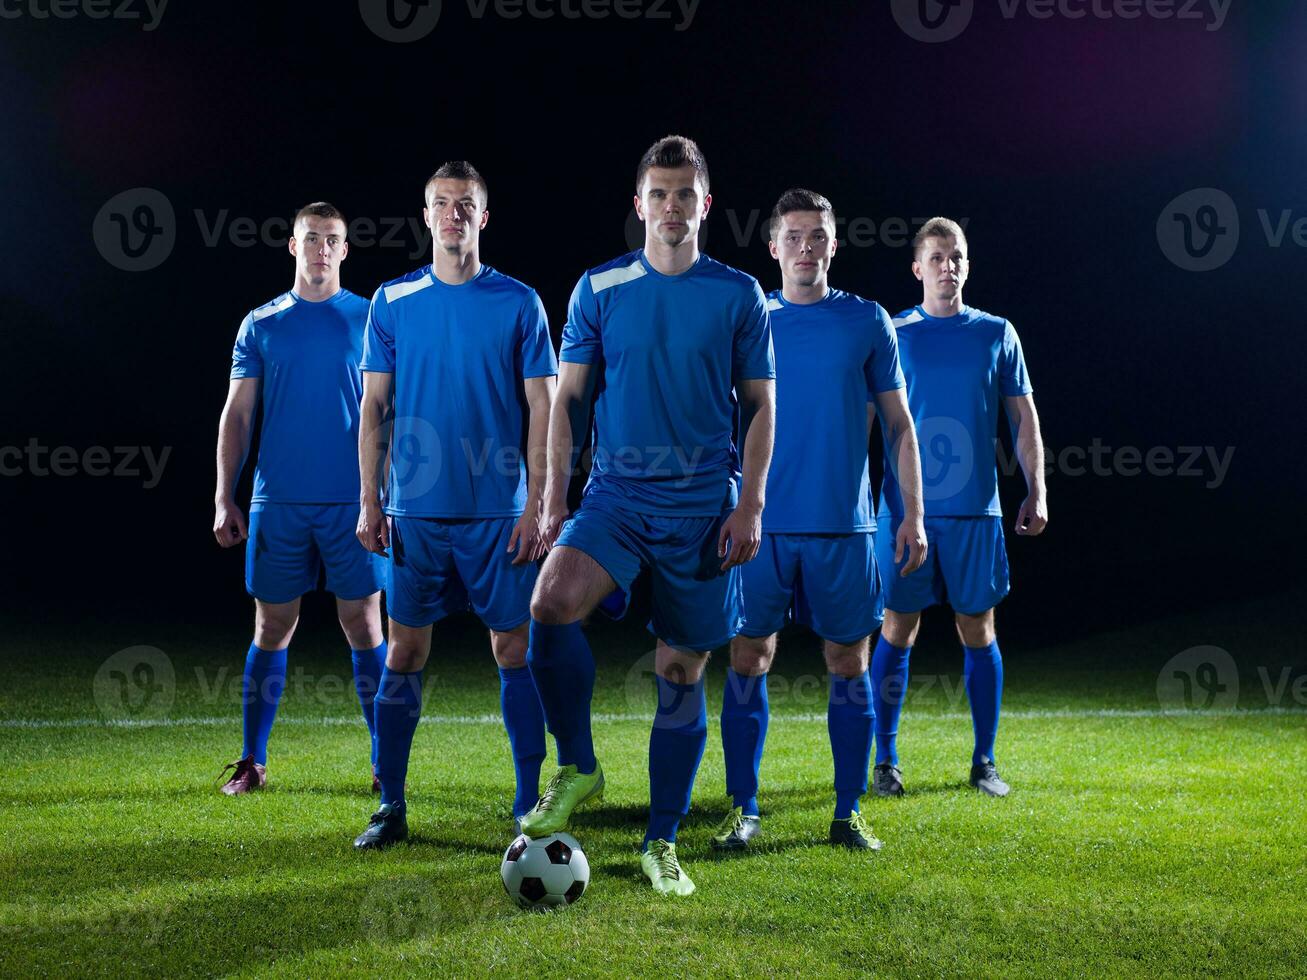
[{"x1": 500, "y1": 832, "x2": 589, "y2": 909}]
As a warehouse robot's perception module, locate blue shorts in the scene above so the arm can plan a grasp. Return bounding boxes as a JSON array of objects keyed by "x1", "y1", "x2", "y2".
[
  {"x1": 387, "y1": 516, "x2": 536, "y2": 631},
  {"x1": 875, "y1": 515, "x2": 1009, "y2": 616},
  {"x1": 740, "y1": 532, "x2": 884, "y2": 644},
  {"x1": 555, "y1": 498, "x2": 743, "y2": 652},
  {"x1": 246, "y1": 503, "x2": 384, "y2": 604}
]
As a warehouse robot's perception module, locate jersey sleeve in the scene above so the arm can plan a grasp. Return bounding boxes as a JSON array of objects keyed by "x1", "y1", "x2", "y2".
[
  {"x1": 518, "y1": 290, "x2": 559, "y2": 378},
  {"x1": 560, "y1": 273, "x2": 602, "y2": 365},
  {"x1": 865, "y1": 303, "x2": 906, "y2": 397},
  {"x1": 733, "y1": 280, "x2": 776, "y2": 382},
  {"x1": 999, "y1": 321, "x2": 1033, "y2": 396},
  {"x1": 229, "y1": 313, "x2": 262, "y2": 380},
  {"x1": 361, "y1": 286, "x2": 396, "y2": 373}
]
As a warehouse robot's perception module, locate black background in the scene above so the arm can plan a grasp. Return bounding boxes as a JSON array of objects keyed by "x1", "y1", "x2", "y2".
[{"x1": 4, "y1": 0, "x2": 1304, "y2": 645}]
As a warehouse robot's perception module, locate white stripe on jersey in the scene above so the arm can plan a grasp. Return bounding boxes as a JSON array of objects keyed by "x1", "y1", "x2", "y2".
[
  {"x1": 590, "y1": 258, "x2": 646, "y2": 294},
  {"x1": 892, "y1": 309, "x2": 924, "y2": 329},
  {"x1": 251, "y1": 294, "x2": 296, "y2": 322},
  {"x1": 765, "y1": 298, "x2": 784, "y2": 312},
  {"x1": 384, "y1": 275, "x2": 436, "y2": 304}
]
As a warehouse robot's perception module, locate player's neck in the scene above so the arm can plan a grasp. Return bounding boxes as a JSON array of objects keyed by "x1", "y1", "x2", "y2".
[
  {"x1": 922, "y1": 294, "x2": 963, "y2": 318},
  {"x1": 643, "y1": 237, "x2": 699, "y2": 276},
  {"x1": 781, "y1": 279, "x2": 829, "y2": 305},
  {"x1": 292, "y1": 276, "x2": 341, "y2": 303},
  {"x1": 432, "y1": 249, "x2": 482, "y2": 285}
]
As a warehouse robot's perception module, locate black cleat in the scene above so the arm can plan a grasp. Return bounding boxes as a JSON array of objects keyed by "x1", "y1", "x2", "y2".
[
  {"x1": 829, "y1": 812, "x2": 883, "y2": 850},
  {"x1": 969, "y1": 759, "x2": 1010, "y2": 797},
  {"x1": 353, "y1": 803, "x2": 408, "y2": 850},
  {"x1": 710, "y1": 807, "x2": 762, "y2": 851},
  {"x1": 872, "y1": 763, "x2": 905, "y2": 797}
]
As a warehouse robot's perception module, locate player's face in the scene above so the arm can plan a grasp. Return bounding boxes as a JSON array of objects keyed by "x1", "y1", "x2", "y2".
[
  {"x1": 913, "y1": 235, "x2": 969, "y2": 301},
  {"x1": 769, "y1": 211, "x2": 836, "y2": 288},
  {"x1": 635, "y1": 166, "x2": 710, "y2": 248},
  {"x1": 424, "y1": 178, "x2": 488, "y2": 254},
  {"x1": 289, "y1": 216, "x2": 348, "y2": 286}
]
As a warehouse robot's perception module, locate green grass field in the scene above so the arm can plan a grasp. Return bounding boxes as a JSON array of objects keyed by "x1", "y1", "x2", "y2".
[{"x1": 3, "y1": 592, "x2": 1305, "y2": 978}]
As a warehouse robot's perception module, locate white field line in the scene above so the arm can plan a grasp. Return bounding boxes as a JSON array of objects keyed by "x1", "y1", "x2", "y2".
[{"x1": 2, "y1": 706, "x2": 1306, "y2": 730}]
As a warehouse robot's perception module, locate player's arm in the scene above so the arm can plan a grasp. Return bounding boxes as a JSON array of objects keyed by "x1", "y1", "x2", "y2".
[
  {"x1": 1005, "y1": 393, "x2": 1047, "y2": 536},
  {"x1": 719, "y1": 378, "x2": 775, "y2": 570},
  {"x1": 213, "y1": 378, "x2": 259, "y2": 547},
  {"x1": 509, "y1": 375, "x2": 558, "y2": 564},
  {"x1": 875, "y1": 388, "x2": 928, "y2": 575},
  {"x1": 357, "y1": 370, "x2": 394, "y2": 555},
  {"x1": 540, "y1": 361, "x2": 595, "y2": 550}
]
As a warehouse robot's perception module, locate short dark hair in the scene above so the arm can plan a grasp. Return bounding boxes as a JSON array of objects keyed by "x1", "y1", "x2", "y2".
[
  {"x1": 635, "y1": 135, "x2": 709, "y2": 196},
  {"x1": 769, "y1": 188, "x2": 835, "y2": 239},
  {"x1": 425, "y1": 160, "x2": 488, "y2": 208},
  {"x1": 293, "y1": 201, "x2": 346, "y2": 233},
  {"x1": 912, "y1": 216, "x2": 967, "y2": 257}
]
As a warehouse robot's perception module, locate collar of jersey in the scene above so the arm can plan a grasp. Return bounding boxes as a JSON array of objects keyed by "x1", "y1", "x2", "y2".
[
  {"x1": 288, "y1": 287, "x2": 348, "y2": 306},
  {"x1": 637, "y1": 250, "x2": 705, "y2": 281},
  {"x1": 915, "y1": 303, "x2": 971, "y2": 324},
  {"x1": 425, "y1": 263, "x2": 492, "y2": 288},
  {"x1": 770, "y1": 287, "x2": 838, "y2": 309}
]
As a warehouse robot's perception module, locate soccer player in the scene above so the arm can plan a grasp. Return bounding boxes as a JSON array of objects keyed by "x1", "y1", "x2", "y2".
[
  {"x1": 519, "y1": 136, "x2": 776, "y2": 896},
  {"x1": 871, "y1": 217, "x2": 1047, "y2": 798},
  {"x1": 711, "y1": 189, "x2": 927, "y2": 853},
  {"x1": 214, "y1": 202, "x2": 386, "y2": 795},
  {"x1": 352, "y1": 161, "x2": 558, "y2": 849}
]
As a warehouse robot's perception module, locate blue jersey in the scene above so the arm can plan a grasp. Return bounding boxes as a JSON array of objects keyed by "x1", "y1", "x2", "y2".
[
  {"x1": 763, "y1": 289, "x2": 904, "y2": 533},
  {"x1": 879, "y1": 305, "x2": 1032, "y2": 519},
  {"x1": 560, "y1": 250, "x2": 775, "y2": 516},
  {"x1": 230, "y1": 288, "x2": 369, "y2": 508},
  {"x1": 361, "y1": 264, "x2": 558, "y2": 519}
]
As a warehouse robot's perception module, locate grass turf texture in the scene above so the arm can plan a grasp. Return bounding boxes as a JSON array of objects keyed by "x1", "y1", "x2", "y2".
[{"x1": 2, "y1": 591, "x2": 1305, "y2": 978}]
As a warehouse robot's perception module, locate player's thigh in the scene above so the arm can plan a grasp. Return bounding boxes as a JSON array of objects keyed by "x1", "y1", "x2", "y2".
[
  {"x1": 737, "y1": 533, "x2": 799, "y2": 645},
  {"x1": 645, "y1": 512, "x2": 743, "y2": 653},
  {"x1": 935, "y1": 517, "x2": 1010, "y2": 617},
  {"x1": 450, "y1": 517, "x2": 538, "y2": 633},
  {"x1": 534, "y1": 501, "x2": 638, "y2": 623},
  {"x1": 795, "y1": 532, "x2": 883, "y2": 647},
  {"x1": 531, "y1": 546, "x2": 620, "y2": 624},
  {"x1": 245, "y1": 504, "x2": 318, "y2": 604},
  {"x1": 312, "y1": 504, "x2": 385, "y2": 605},
  {"x1": 875, "y1": 515, "x2": 943, "y2": 615},
  {"x1": 386, "y1": 516, "x2": 467, "y2": 630}
]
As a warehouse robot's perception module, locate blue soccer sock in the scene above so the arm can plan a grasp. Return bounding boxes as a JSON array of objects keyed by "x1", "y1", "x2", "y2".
[
  {"x1": 720, "y1": 668, "x2": 768, "y2": 815},
  {"x1": 241, "y1": 644, "x2": 287, "y2": 766},
  {"x1": 526, "y1": 620, "x2": 596, "y2": 774},
  {"x1": 500, "y1": 665, "x2": 547, "y2": 817},
  {"x1": 828, "y1": 671, "x2": 875, "y2": 819},
  {"x1": 351, "y1": 642, "x2": 387, "y2": 769},
  {"x1": 645, "y1": 674, "x2": 708, "y2": 847},
  {"x1": 374, "y1": 666, "x2": 424, "y2": 809},
  {"x1": 871, "y1": 636, "x2": 912, "y2": 767},
  {"x1": 964, "y1": 641, "x2": 1004, "y2": 766}
]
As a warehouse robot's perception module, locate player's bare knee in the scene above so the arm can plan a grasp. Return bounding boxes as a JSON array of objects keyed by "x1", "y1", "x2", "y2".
[
  {"x1": 254, "y1": 600, "x2": 299, "y2": 650},
  {"x1": 729, "y1": 634, "x2": 775, "y2": 676},
  {"x1": 955, "y1": 610, "x2": 995, "y2": 648},
  {"x1": 529, "y1": 585, "x2": 578, "y2": 625},
  {"x1": 490, "y1": 625, "x2": 529, "y2": 669},
  {"x1": 337, "y1": 594, "x2": 382, "y2": 649},
  {"x1": 656, "y1": 642, "x2": 710, "y2": 685},
  {"x1": 385, "y1": 621, "x2": 431, "y2": 672},
  {"x1": 824, "y1": 637, "x2": 869, "y2": 679},
  {"x1": 881, "y1": 610, "x2": 920, "y2": 648}
]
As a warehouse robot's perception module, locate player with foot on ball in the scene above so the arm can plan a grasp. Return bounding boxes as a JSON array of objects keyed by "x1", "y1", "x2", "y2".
[
  {"x1": 711, "y1": 189, "x2": 926, "y2": 854},
  {"x1": 871, "y1": 218, "x2": 1047, "y2": 799}
]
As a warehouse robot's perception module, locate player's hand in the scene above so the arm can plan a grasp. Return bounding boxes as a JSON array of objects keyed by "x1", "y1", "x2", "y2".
[
  {"x1": 213, "y1": 499, "x2": 248, "y2": 548},
  {"x1": 718, "y1": 502, "x2": 762, "y2": 571},
  {"x1": 357, "y1": 497, "x2": 390, "y2": 556},
  {"x1": 508, "y1": 507, "x2": 545, "y2": 565},
  {"x1": 539, "y1": 495, "x2": 569, "y2": 552},
  {"x1": 894, "y1": 516, "x2": 928, "y2": 576},
  {"x1": 1015, "y1": 492, "x2": 1048, "y2": 536}
]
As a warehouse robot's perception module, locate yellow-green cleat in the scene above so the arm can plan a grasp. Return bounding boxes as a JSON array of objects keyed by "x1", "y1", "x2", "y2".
[
  {"x1": 641, "y1": 839, "x2": 695, "y2": 896},
  {"x1": 519, "y1": 762, "x2": 604, "y2": 838},
  {"x1": 710, "y1": 806, "x2": 762, "y2": 851},
  {"x1": 829, "y1": 811, "x2": 883, "y2": 850}
]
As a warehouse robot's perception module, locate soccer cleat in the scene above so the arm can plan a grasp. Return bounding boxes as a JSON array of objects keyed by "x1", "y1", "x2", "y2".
[
  {"x1": 641, "y1": 839, "x2": 696, "y2": 896},
  {"x1": 353, "y1": 803, "x2": 408, "y2": 850},
  {"x1": 970, "y1": 759, "x2": 1010, "y2": 797},
  {"x1": 518, "y1": 763, "x2": 604, "y2": 838},
  {"x1": 829, "y1": 811, "x2": 883, "y2": 850},
  {"x1": 710, "y1": 806, "x2": 762, "y2": 851},
  {"x1": 872, "y1": 763, "x2": 905, "y2": 797},
  {"x1": 218, "y1": 755, "x2": 266, "y2": 796}
]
